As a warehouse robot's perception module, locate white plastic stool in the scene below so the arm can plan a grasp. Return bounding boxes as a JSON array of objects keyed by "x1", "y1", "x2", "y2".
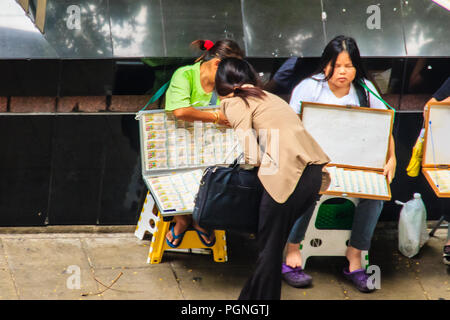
[{"x1": 300, "y1": 195, "x2": 369, "y2": 270}]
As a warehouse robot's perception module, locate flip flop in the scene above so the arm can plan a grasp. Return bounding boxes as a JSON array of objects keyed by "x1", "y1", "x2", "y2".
[
  {"x1": 195, "y1": 229, "x2": 216, "y2": 247},
  {"x1": 166, "y1": 225, "x2": 186, "y2": 248}
]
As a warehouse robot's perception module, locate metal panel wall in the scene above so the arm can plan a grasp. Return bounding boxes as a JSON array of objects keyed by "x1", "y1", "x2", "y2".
[
  {"x1": 242, "y1": 0, "x2": 326, "y2": 57},
  {"x1": 43, "y1": 0, "x2": 113, "y2": 58},
  {"x1": 322, "y1": 0, "x2": 406, "y2": 56},
  {"x1": 109, "y1": 0, "x2": 165, "y2": 58},
  {"x1": 0, "y1": 111, "x2": 445, "y2": 225},
  {"x1": 401, "y1": 0, "x2": 450, "y2": 56},
  {"x1": 0, "y1": 114, "x2": 147, "y2": 226},
  {"x1": 1, "y1": 0, "x2": 450, "y2": 58},
  {"x1": 161, "y1": 0, "x2": 244, "y2": 57}
]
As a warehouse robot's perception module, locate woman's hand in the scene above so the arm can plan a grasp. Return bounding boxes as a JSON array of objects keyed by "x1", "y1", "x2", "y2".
[
  {"x1": 383, "y1": 157, "x2": 396, "y2": 184},
  {"x1": 216, "y1": 111, "x2": 230, "y2": 127}
]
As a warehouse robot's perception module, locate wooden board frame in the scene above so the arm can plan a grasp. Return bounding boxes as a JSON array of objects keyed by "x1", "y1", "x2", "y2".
[
  {"x1": 422, "y1": 102, "x2": 450, "y2": 198},
  {"x1": 300, "y1": 102, "x2": 394, "y2": 201},
  {"x1": 35, "y1": 0, "x2": 47, "y2": 34},
  {"x1": 18, "y1": 0, "x2": 29, "y2": 13}
]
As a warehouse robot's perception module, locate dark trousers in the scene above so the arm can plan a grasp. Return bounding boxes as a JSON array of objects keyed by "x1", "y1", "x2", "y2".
[{"x1": 238, "y1": 164, "x2": 323, "y2": 300}]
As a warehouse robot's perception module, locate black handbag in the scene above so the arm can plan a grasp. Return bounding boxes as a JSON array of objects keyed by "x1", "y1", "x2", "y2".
[{"x1": 192, "y1": 154, "x2": 263, "y2": 234}]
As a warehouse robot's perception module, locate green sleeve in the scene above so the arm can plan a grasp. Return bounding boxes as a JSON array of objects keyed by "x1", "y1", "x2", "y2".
[{"x1": 165, "y1": 68, "x2": 192, "y2": 112}]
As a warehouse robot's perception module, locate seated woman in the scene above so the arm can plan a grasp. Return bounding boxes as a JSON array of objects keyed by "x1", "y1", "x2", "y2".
[
  {"x1": 283, "y1": 35, "x2": 397, "y2": 293},
  {"x1": 164, "y1": 39, "x2": 244, "y2": 248},
  {"x1": 216, "y1": 57, "x2": 331, "y2": 300}
]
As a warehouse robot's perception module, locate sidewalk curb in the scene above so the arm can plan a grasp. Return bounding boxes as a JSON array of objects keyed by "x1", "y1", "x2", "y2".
[{"x1": 0, "y1": 225, "x2": 136, "y2": 234}]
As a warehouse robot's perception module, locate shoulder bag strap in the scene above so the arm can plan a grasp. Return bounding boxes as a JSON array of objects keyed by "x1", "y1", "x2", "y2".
[
  {"x1": 135, "y1": 81, "x2": 170, "y2": 120},
  {"x1": 360, "y1": 80, "x2": 396, "y2": 125},
  {"x1": 209, "y1": 90, "x2": 218, "y2": 106},
  {"x1": 359, "y1": 80, "x2": 396, "y2": 112}
]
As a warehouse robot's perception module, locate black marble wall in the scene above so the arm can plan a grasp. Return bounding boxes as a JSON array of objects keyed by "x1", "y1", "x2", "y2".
[
  {"x1": 0, "y1": 114, "x2": 147, "y2": 226},
  {"x1": 0, "y1": 55, "x2": 448, "y2": 226},
  {"x1": 384, "y1": 112, "x2": 447, "y2": 222},
  {"x1": 0, "y1": 111, "x2": 446, "y2": 226}
]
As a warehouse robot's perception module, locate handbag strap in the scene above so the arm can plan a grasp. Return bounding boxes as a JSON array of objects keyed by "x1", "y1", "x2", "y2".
[{"x1": 230, "y1": 152, "x2": 244, "y2": 168}]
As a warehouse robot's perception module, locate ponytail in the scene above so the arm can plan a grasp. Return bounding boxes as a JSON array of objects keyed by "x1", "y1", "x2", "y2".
[
  {"x1": 216, "y1": 58, "x2": 266, "y2": 107},
  {"x1": 232, "y1": 86, "x2": 267, "y2": 107}
]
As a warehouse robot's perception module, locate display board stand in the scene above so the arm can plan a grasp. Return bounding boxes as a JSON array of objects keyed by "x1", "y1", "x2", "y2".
[
  {"x1": 422, "y1": 102, "x2": 450, "y2": 198},
  {"x1": 135, "y1": 108, "x2": 241, "y2": 263},
  {"x1": 135, "y1": 192, "x2": 227, "y2": 264},
  {"x1": 422, "y1": 102, "x2": 450, "y2": 238},
  {"x1": 298, "y1": 102, "x2": 394, "y2": 268},
  {"x1": 300, "y1": 102, "x2": 394, "y2": 201}
]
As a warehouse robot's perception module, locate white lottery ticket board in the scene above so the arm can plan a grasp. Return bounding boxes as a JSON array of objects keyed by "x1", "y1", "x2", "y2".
[
  {"x1": 138, "y1": 108, "x2": 242, "y2": 215},
  {"x1": 145, "y1": 169, "x2": 203, "y2": 213},
  {"x1": 300, "y1": 102, "x2": 394, "y2": 200}
]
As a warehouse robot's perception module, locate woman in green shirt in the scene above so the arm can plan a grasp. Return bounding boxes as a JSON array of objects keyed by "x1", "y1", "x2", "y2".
[{"x1": 165, "y1": 39, "x2": 244, "y2": 248}]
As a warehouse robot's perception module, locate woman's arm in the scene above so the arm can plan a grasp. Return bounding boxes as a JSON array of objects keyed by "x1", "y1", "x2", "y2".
[
  {"x1": 384, "y1": 134, "x2": 396, "y2": 183},
  {"x1": 166, "y1": 68, "x2": 230, "y2": 126},
  {"x1": 173, "y1": 107, "x2": 229, "y2": 126}
]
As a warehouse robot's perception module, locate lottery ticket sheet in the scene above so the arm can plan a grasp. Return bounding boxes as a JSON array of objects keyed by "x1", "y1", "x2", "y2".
[
  {"x1": 144, "y1": 169, "x2": 203, "y2": 214},
  {"x1": 141, "y1": 109, "x2": 241, "y2": 172},
  {"x1": 426, "y1": 169, "x2": 450, "y2": 194},
  {"x1": 325, "y1": 166, "x2": 390, "y2": 199}
]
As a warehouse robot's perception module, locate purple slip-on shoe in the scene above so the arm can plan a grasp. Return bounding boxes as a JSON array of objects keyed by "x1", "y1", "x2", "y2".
[
  {"x1": 281, "y1": 263, "x2": 313, "y2": 288},
  {"x1": 343, "y1": 268, "x2": 375, "y2": 293}
]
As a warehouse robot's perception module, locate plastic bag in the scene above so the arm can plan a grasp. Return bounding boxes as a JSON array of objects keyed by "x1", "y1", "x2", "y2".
[
  {"x1": 406, "y1": 128, "x2": 425, "y2": 177},
  {"x1": 395, "y1": 193, "x2": 429, "y2": 258}
]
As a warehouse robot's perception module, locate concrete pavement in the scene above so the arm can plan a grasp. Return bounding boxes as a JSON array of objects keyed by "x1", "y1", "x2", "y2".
[{"x1": 0, "y1": 225, "x2": 448, "y2": 300}]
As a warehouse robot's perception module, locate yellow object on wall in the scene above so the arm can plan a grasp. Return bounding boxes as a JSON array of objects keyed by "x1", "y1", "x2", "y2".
[{"x1": 406, "y1": 129, "x2": 425, "y2": 177}]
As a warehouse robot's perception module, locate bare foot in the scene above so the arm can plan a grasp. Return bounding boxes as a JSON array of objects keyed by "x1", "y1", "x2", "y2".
[
  {"x1": 285, "y1": 243, "x2": 303, "y2": 268},
  {"x1": 166, "y1": 215, "x2": 191, "y2": 246},
  {"x1": 192, "y1": 221, "x2": 215, "y2": 245}
]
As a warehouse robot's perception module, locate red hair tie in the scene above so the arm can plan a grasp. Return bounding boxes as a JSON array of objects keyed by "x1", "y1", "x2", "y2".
[{"x1": 203, "y1": 40, "x2": 214, "y2": 51}]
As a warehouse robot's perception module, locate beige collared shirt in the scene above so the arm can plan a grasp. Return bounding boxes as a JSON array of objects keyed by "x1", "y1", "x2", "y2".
[{"x1": 221, "y1": 90, "x2": 331, "y2": 203}]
